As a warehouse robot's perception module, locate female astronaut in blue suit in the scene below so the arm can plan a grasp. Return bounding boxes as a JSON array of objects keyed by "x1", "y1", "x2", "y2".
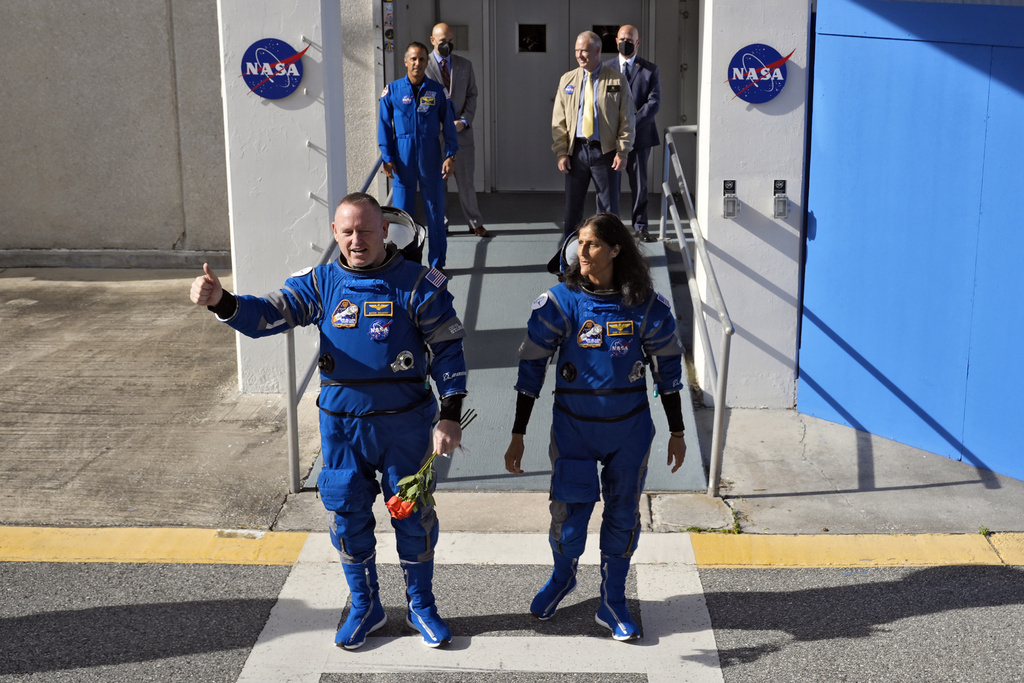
[{"x1": 503, "y1": 212, "x2": 686, "y2": 641}]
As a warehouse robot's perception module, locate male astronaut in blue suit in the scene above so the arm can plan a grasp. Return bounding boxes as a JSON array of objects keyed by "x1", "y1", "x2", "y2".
[
  {"x1": 379, "y1": 41, "x2": 459, "y2": 270},
  {"x1": 189, "y1": 192, "x2": 467, "y2": 650},
  {"x1": 604, "y1": 25, "x2": 662, "y2": 243}
]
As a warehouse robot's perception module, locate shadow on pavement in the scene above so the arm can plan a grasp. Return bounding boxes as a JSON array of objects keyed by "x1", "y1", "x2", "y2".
[{"x1": 703, "y1": 564, "x2": 1024, "y2": 666}]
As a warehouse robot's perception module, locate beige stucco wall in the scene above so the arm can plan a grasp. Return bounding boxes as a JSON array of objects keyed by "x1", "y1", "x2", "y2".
[
  {"x1": 0, "y1": 0, "x2": 229, "y2": 262},
  {"x1": 0, "y1": 1, "x2": 382, "y2": 267}
]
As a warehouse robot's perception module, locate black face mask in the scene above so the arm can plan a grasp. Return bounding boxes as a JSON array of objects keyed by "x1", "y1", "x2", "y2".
[
  {"x1": 437, "y1": 41, "x2": 454, "y2": 58},
  {"x1": 617, "y1": 40, "x2": 635, "y2": 57}
]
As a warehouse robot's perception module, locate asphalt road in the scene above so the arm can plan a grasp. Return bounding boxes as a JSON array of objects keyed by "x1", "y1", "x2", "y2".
[{"x1": 3, "y1": 535, "x2": 1024, "y2": 682}]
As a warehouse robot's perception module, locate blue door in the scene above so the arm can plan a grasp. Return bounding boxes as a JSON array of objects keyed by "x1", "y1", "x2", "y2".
[{"x1": 799, "y1": 0, "x2": 1024, "y2": 478}]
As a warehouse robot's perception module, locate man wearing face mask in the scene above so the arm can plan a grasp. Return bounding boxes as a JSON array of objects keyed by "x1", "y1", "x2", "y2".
[
  {"x1": 604, "y1": 25, "x2": 661, "y2": 243},
  {"x1": 426, "y1": 23, "x2": 490, "y2": 238}
]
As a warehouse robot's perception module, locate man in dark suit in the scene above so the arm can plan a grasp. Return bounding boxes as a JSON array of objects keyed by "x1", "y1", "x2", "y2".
[
  {"x1": 605, "y1": 25, "x2": 661, "y2": 242},
  {"x1": 552, "y1": 31, "x2": 635, "y2": 236},
  {"x1": 426, "y1": 22, "x2": 490, "y2": 238}
]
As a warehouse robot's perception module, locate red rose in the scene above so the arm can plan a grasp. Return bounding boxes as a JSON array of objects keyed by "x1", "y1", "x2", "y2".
[{"x1": 386, "y1": 495, "x2": 415, "y2": 520}]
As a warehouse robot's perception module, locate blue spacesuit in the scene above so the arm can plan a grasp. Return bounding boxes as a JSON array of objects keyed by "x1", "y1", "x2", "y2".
[
  {"x1": 516, "y1": 283, "x2": 682, "y2": 556},
  {"x1": 214, "y1": 244, "x2": 466, "y2": 648},
  {"x1": 379, "y1": 75, "x2": 458, "y2": 269},
  {"x1": 513, "y1": 282, "x2": 683, "y2": 639}
]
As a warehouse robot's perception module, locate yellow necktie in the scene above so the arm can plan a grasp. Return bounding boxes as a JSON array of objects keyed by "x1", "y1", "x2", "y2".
[{"x1": 582, "y1": 71, "x2": 594, "y2": 138}]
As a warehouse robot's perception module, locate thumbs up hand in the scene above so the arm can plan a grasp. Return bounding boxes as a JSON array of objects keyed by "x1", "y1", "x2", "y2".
[{"x1": 190, "y1": 263, "x2": 224, "y2": 307}]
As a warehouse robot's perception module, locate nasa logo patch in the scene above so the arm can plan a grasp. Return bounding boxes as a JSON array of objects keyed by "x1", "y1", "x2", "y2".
[
  {"x1": 402, "y1": 95, "x2": 414, "y2": 105},
  {"x1": 241, "y1": 38, "x2": 308, "y2": 100},
  {"x1": 726, "y1": 43, "x2": 794, "y2": 104},
  {"x1": 565, "y1": 84, "x2": 575, "y2": 95},
  {"x1": 369, "y1": 319, "x2": 392, "y2": 341},
  {"x1": 609, "y1": 339, "x2": 632, "y2": 358}
]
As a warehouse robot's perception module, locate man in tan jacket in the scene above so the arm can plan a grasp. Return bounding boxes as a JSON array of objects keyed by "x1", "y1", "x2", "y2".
[{"x1": 552, "y1": 31, "x2": 635, "y2": 236}]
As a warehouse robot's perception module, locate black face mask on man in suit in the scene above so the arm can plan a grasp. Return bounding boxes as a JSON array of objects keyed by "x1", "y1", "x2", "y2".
[
  {"x1": 616, "y1": 40, "x2": 635, "y2": 57},
  {"x1": 437, "y1": 41, "x2": 454, "y2": 58}
]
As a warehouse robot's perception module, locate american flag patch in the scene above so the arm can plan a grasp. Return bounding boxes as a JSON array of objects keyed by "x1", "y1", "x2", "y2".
[
  {"x1": 426, "y1": 267, "x2": 447, "y2": 288},
  {"x1": 657, "y1": 293, "x2": 671, "y2": 308}
]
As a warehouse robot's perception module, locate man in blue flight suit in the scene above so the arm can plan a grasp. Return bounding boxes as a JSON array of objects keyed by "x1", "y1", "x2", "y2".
[
  {"x1": 189, "y1": 192, "x2": 467, "y2": 650},
  {"x1": 379, "y1": 41, "x2": 459, "y2": 271}
]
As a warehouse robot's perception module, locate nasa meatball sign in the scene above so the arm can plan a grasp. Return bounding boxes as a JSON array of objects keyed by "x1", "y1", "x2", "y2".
[
  {"x1": 727, "y1": 43, "x2": 794, "y2": 104},
  {"x1": 241, "y1": 38, "x2": 309, "y2": 100}
]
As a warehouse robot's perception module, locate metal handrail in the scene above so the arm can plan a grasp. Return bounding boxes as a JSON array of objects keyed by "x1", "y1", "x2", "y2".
[
  {"x1": 658, "y1": 125, "x2": 735, "y2": 497},
  {"x1": 282, "y1": 156, "x2": 390, "y2": 493}
]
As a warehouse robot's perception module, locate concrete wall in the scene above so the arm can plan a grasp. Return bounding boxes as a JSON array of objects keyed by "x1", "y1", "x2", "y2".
[
  {"x1": 694, "y1": 0, "x2": 809, "y2": 408},
  {"x1": 218, "y1": 1, "x2": 346, "y2": 392},
  {"x1": 0, "y1": 0, "x2": 230, "y2": 266},
  {"x1": 341, "y1": 2, "x2": 387, "y2": 199},
  {"x1": 0, "y1": 0, "x2": 381, "y2": 270}
]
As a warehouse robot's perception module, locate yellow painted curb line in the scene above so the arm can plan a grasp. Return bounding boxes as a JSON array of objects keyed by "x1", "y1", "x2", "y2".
[
  {"x1": 690, "y1": 533, "x2": 1021, "y2": 567},
  {"x1": 0, "y1": 527, "x2": 309, "y2": 565},
  {"x1": 990, "y1": 533, "x2": 1024, "y2": 565}
]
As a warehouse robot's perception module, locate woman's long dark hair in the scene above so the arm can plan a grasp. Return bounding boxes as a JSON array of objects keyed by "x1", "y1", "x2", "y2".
[{"x1": 563, "y1": 213, "x2": 653, "y2": 307}]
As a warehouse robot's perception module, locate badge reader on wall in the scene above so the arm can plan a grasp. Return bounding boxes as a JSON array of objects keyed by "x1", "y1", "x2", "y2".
[
  {"x1": 723, "y1": 180, "x2": 739, "y2": 219},
  {"x1": 773, "y1": 179, "x2": 789, "y2": 219}
]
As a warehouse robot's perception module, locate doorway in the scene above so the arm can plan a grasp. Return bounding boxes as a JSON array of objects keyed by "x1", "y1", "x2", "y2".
[{"x1": 491, "y1": 0, "x2": 646, "y2": 191}]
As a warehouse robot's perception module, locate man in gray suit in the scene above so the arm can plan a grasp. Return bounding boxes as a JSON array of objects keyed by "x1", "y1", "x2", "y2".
[{"x1": 427, "y1": 22, "x2": 490, "y2": 238}]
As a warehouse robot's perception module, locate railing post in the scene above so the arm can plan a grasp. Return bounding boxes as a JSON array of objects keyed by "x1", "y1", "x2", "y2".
[
  {"x1": 707, "y1": 332, "x2": 732, "y2": 497},
  {"x1": 660, "y1": 124, "x2": 736, "y2": 498},
  {"x1": 285, "y1": 328, "x2": 301, "y2": 494},
  {"x1": 659, "y1": 132, "x2": 672, "y2": 240}
]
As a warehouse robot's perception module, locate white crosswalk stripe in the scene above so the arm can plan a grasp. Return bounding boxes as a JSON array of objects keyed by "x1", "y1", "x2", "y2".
[{"x1": 238, "y1": 533, "x2": 723, "y2": 682}]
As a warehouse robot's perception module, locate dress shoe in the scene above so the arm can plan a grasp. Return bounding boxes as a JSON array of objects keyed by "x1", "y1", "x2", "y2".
[
  {"x1": 638, "y1": 228, "x2": 656, "y2": 243},
  {"x1": 470, "y1": 225, "x2": 491, "y2": 237}
]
